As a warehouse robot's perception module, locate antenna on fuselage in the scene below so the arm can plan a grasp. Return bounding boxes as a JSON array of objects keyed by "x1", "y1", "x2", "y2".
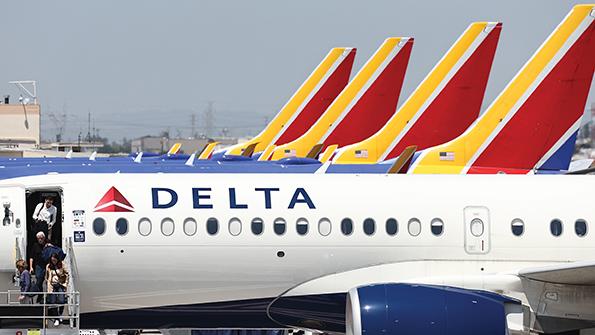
[
  {"x1": 89, "y1": 151, "x2": 97, "y2": 161},
  {"x1": 65, "y1": 150, "x2": 73, "y2": 159}
]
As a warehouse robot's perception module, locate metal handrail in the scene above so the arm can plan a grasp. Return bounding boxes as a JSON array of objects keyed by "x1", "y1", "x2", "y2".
[
  {"x1": 0, "y1": 290, "x2": 80, "y2": 333},
  {"x1": 62, "y1": 237, "x2": 80, "y2": 328}
]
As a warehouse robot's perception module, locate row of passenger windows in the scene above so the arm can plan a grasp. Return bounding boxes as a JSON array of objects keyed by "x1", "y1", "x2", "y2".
[
  {"x1": 93, "y1": 216, "x2": 590, "y2": 238},
  {"x1": 92, "y1": 217, "x2": 442, "y2": 237}
]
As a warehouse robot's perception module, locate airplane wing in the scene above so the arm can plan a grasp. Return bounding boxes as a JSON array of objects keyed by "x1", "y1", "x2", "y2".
[{"x1": 519, "y1": 261, "x2": 595, "y2": 285}]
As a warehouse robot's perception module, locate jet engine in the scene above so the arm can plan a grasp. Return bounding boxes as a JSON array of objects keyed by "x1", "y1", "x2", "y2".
[{"x1": 346, "y1": 283, "x2": 525, "y2": 335}]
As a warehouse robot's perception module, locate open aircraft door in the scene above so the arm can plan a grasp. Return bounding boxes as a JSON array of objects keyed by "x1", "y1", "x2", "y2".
[
  {"x1": 463, "y1": 206, "x2": 490, "y2": 254},
  {"x1": 0, "y1": 185, "x2": 26, "y2": 271}
]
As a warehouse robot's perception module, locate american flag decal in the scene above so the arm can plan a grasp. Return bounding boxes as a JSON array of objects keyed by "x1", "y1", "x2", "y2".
[
  {"x1": 355, "y1": 149, "x2": 368, "y2": 158},
  {"x1": 439, "y1": 152, "x2": 455, "y2": 161}
]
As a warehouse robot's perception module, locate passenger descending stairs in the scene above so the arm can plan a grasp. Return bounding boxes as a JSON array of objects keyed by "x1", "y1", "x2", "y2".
[{"x1": 0, "y1": 237, "x2": 80, "y2": 334}]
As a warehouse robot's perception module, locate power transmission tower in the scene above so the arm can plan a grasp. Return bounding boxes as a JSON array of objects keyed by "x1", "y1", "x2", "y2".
[
  {"x1": 204, "y1": 101, "x2": 215, "y2": 138},
  {"x1": 86, "y1": 111, "x2": 92, "y2": 142},
  {"x1": 191, "y1": 113, "x2": 196, "y2": 139}
]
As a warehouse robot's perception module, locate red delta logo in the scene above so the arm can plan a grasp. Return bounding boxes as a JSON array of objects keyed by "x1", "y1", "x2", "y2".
[{"x1": 94, "y1": 186, "x2": 134, "y2": 212}]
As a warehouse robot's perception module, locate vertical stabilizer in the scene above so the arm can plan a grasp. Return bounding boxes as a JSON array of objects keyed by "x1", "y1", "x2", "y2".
[
  {"x1": 334, "y1": 22, "x2": 502, "y2": 164},
  {"x1": 411, "y1": 5, "x2": 595, "y2": 174},
  {"x1": 223, "y1": 47, "x2": 356, "y2": 156},
  {"x1": 270, "y1": 37, "x2": 414, "y2": 160}
]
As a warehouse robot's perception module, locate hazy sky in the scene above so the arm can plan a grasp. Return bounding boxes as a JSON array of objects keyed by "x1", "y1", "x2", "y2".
[{"x1": 1, "y1": 0, "x2": 593, "y2": 141}]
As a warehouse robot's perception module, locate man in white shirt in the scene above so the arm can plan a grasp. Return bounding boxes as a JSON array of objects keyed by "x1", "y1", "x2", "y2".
[{"x1": 32, "y1": 197, "x2": 57, "y2": 242}]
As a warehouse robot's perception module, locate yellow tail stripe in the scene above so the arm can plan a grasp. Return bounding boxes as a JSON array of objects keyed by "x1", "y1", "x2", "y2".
[
  {"x1": 198, "y1": 142, "x2": 219, "y2": 160},
  {"x1": 319, "y1": 144, "x2": 338, "y2": 163},
  {"x1": 167, "y1": 143, "x2": 182, "y2": 155}
]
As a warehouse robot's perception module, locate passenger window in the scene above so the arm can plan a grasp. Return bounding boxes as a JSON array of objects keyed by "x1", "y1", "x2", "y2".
[
  {"x1": 511, "y1": 218, "x2": 524, "y2": 236},
  {"x1": 575, "y1": 219, "x2": 587, "y2": 237},
  {"x1": 470, "y1": 218, "x2": 484, "y2": 237},
  {"x1": 385, "y1": 218, "x2": 398, "y2": 236},
  {"x1": 363, "y1": 218, "x2": 375, "y2": 236},
  {"x1": 229, "y1": 218, "x2": 242, "y2": 236},
  {"x1": 207, "y1": 217, "x2": 219, "y2": 235},
  {"x1": 550, "y1": 219, "x2": 562, "y2": 237},
  {"x1": 408, "y1": 218, "x2": 421, "y2": 236},
  {"x1": 251, "y1": 218, "x2": 264, "y2": 235},
  {"x1": 341, "y1": 218, "x2": 353, "y2": 236},
  {"x1": 161, "y1": 218, "x2": 175, "y2": 236},
  {"x1": 138, "y1": 218, "x2": 152, "y2": 236},
  {"x1": 318, "y1": 218, "x2": 331, "y2": 236},
  {"x1": 430, "y1": 218, "x2": 444, "y2": 236},
  {"x1": 183, "y1": 218, "x2": 197, "y2": 236},
  {"x1": 116, "y1": 218, "x2": 128, "y2": 236},
  {"x1": 93, "y1": 218, "x2": 106, "y2": 236},
  {"x1": 296, "y1": 218, "x2": 309, "y2": 235},
  {"x1": 274, "y1": 218, "x2": 286, "y2": 235}
]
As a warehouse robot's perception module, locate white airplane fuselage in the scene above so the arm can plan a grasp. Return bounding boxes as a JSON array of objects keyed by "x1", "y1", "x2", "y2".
[{"x1": 0, "y1": 173, "x2": 594, "y2": 329}]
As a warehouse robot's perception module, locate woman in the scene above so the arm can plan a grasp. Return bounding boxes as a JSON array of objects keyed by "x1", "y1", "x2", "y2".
[
  {"x1": 45, "y1": 253, "x2": 69, "y2": 326},
  {"x1": 15, "y1": 259, "x2": 32, "y2": 304}
]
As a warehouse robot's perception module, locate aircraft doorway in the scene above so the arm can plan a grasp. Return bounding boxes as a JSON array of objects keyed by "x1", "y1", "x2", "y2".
[
  {"x1": 25, "y1": 189, "x2": 63, "y2": 253},
  {"x1": 463, "y1": 206, "x2": 490, "y2": 254}
]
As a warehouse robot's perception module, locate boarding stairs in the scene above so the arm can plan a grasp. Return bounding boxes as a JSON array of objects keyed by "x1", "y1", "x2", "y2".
[{"x1": 0, "y1": 237, "x2": 80, "y2": 334}]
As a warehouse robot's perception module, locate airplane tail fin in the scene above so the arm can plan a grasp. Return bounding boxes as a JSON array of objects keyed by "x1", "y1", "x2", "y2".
[
  {"x1": 224, "y1": 47, "x2": 356, "y2": 156},
  {"x1": 387, "y1": 146, "x2": 417, "y2": 174},
  {"x1": 257, "y1": 145, "x2": 276, "y2": 161},
  {"x1": 411, "y1": 5, "x2": 595, "y2": 174},
  {"x1": 167, "y1": 143, "x2": 182, "y2": 156},
  {"x1": 198, "y1": 142, "x2": 219, "y2": 160},
  {"x1": 271, "y1": 37, "x2": 414, "y2": 160},
  {"x1": 334, "y1": 22, "x2": 502, "y2": 164}
]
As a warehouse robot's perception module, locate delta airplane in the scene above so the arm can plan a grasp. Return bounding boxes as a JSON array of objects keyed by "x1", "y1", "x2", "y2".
[{"x1": 1, "y1": 164, "x2": 595, "y2": 335}]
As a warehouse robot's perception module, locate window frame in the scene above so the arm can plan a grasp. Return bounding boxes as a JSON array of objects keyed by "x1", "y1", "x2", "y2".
[
  {"x1": 206, "y1": 217, "x2": 219, "y2": 236},
  {"x1": 116, "y1": 217, "x2": 129, "y2": 236},
  {"x1": 385, "y1": 218, "x2": 398, "y2": 236},
  {"x1": 228, "y1": 217, "x2": 242, "y2": 236},
  {"x1": 408, "y1": 218, "x2": 421, "y2": 237},
  {"x1": 511, "y1": 218, "x2": 525, "y2": 237},
  {"x1": 183, "y1": 217, "x2": 198, "y2": 236},
  {"x1": 363, "y1": 218, "x2": 376, "y2": 236},
  {"x1": 430, "y1": 218, "x2": 444, "y2": 236},
  {"x1": 138, "y1": 217, "x2": 152, "y2": 237},
  {"x1": 550, "y1": 218, "x2": 563, "y2": 237},
  {"x1": 273, "y1": 217, "x2": 287, "y2": 236},
  {"x1": 251, "y1": 217, "x2": 264, "y2": 236},
  {"x1": 93, "y1": 217, "x2": 106, "y2": 236},
  {"x1": 318, "y1": 217, "x2": 332, "y2": 236},
  {"x1": 161, "y1": 217, "x2": 175, "y2": 237},
  {"x1": 575, "y1": 219, "x2": 588, "y2": 237}
]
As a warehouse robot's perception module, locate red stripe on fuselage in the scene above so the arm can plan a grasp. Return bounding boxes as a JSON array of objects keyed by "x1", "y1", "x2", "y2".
[
  {"x1": 470, "y1": 21, "x2": 595, "y2": 173},
  {"x1": 320, "y1": 40, "x2": 414, "y2": 150},
  {"x1": 274, "y1": 50, "x2": 356, "y2": 145},
  {"x1": 384, "y1": 24, "x2": 502, "y2": 160}
]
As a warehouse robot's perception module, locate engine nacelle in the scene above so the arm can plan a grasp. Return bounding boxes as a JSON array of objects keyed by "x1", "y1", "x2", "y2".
[{"x1": 347, "y1": 283, "x2": 524, "y2": 335}]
